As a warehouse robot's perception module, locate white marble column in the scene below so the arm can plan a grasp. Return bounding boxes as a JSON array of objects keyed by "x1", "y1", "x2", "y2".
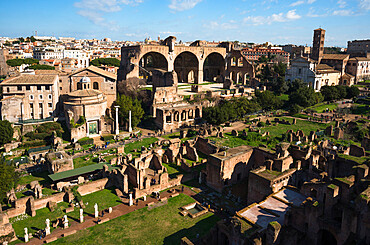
[
  {"x1": 45, "y1": 218, "x2": 50, "y2": 235},
  {"x1": 129, "y1": 193, "x2": 133, "y2": 206},
  {"x1": 94, "y1": 203, "x2": 99, "y2": 218},
  {"x1": 80, "y1": 208, "x2": 84, "y2": 223},
  {"x1": 24, "y1": 228, "x2": 29, "y2": 243},
  {"x1": 63, "y1": 215, "x2": 68, "y2": 229},
  {"x1": 115, "y1": 106, "x2": 120, "y2": 135},
  {"x1": 128, "y1": 110, "x2": 132, "y2": 133}
]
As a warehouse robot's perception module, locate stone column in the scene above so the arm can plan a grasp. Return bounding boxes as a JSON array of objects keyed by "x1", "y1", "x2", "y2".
[
  {"x1": 63, "y1": 215, "x2": 68, "y2": 229},
  {"x1": 108, "y1": 207, "x2": 112, "y2": 213},
  {"x1": 45, "y1": 219, "x2": 50, "y2": 235},
  {"x1": 115, "y1": 106, "x2": 120, "y2": 135},
  {"x1": 129, "y1": 193, "x2": 133, "y2": 206},
  {"x1": 24, "y1": 228, "x2": 29, "y2": 243},
  {"x1": 94, "y1": 203, "x2": 98, "y2": 218},
  {"x1": 199, "y1": 172, "x2": 202, "y2": 184},
  {"x1": 79, "y1": 208, "x2": 84, "y2": 223},
  {"x1": 128, "y1": 110, "x2": 132, "y2": 133}
]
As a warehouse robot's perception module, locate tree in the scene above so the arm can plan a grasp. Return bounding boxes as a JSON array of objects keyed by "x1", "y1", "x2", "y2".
[
  {"x1": 255, "y1": 90, "x2": 283, "y2": 111},
  {"x1": 346, "y1": 86, "x2": 360, "y2": 99},
  {"x1": 320, "y1": 86, "x2": 339, "y2": 101},
  {"x1": 113, "y1": 94, "x2": 144, "y2": 129},
  {"x1": 288, "y1": 79, "x2": 306, "y2": 94},
  {"x1": 91, "y1": 58, "x2": 120, "y2": 67},
  {"x1": 6, "y1": 59, "x2": 24, "y2": 67},
  {"x1": 0, "y1": 157, "x2": 18, "y2": 204},
  {"x1": 289, "y1": 86, "x2": 323, "y2": 108},
  {"x1": 27, "y1": 64, "x2": 55, "y2": 70},
  {"x1": 270, "y1": 76, "x2": 288, "y2": 95},
  {"x1": 0, "y1": 120, "x2": 13, "y2": 146}
]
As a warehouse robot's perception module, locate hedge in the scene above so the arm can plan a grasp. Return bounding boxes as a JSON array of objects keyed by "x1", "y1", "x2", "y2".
[
  {"x1": 78, "y1": 138, "x2": 94, "y2": 146},
  {"x1": 102, "y1": 135, "x2": 114, "y2": 142}
]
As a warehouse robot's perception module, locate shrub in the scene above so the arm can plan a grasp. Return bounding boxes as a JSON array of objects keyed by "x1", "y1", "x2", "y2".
[
  {"x1": 257, "y1": 121, "x2": 266, "y2": 127},
  {"x1": 102, "y1": 135, "x2": 114, "y2": 142},
  {"x1": 78, "y1": 137, "x2": 94, "y2": 146}
]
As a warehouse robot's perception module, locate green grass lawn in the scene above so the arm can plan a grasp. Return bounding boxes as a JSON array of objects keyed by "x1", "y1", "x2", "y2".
[
  {"x1": 10, "y1": 188, "x2": 121, "y2": 242},
  {"x1": 261, "y1": 117, "x2": 332, "y2": 138},
  {"x1": 17, "y1": 171, "x2": 51, "y2": 187},
  {"x1": 73, "y1": 149, "x2": 117, "y2": 169},
  {"x1": 351, "y1": 104, "x2": 370, "y2": 115},
  {"x1": 124, "y1": 137, "x2": 158, "y2": 154},
  {"x1": 50, "y1": 194, "x2": 220, "y2": 245},
  {"x1": 308, "y1": 102, "x2": 338, "y2": 113}
]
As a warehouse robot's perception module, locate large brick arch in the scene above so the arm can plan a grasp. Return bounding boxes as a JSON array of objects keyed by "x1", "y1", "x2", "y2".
[
  {"x1": 203, "y1": 52, "x2": 225, "y2": 82},
  {"x1": 174, "y1": 51, "x2": 199, "y2": 83}
]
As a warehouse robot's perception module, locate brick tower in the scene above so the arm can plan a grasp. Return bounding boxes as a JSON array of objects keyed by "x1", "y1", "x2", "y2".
[{"x1": 312, "y1": 28, "x2": 325, "y2": 63}]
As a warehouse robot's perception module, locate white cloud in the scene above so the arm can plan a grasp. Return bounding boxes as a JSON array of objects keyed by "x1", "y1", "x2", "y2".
[
  {"x1": 74, "y1": 0, "x2": 143, "y2": 30},
  {"x1": 332, "y1": 9, "x2": 353, "y2": 16},
  {"x1": 290, "y1": 1, "x2": 304, "y2": 7},
  {"x1": 307, "y1": 0, "x2": 316, "y2": 3},
  {"x1": 206, "y1": 21, "x2": 236, "y2": 30},
  {"x1": 168, "y1": 0, "x2": 202, "y2": 11},
  {"x1": 359, "y1": 0, "x2": 370, "y2": 10},
  {"x1": 306, "y1": 8, "x2": 327, "y2": 17},
  {"x1": 337, "y1": 0, "x2": 346, "y2": 8},
  {"x1": 244, "y1": 10, "x2": 301, "y2": 25},
  {"x1": 160, "y1": 31, "x2": 183, "y2": 35}
]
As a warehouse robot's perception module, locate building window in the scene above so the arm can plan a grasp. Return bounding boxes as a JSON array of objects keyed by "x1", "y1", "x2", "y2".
[
  {"x1": 48, "y1": 103, "x2": 52, "y2": 108},
  {"x1": 48, "y1": 94, "x2": 52, "y2": 100},
  {"x1": 49, "y1": 112, "x2": 53, "y2": 116},
  {"x1": 39, "y1": 94, "x2": 43, "y2": 100},
  {"x1": 6, "y1": 87, "x2": 9, "y2": 93},
  {"x1": 45, "y1": 85, "x2": 50, "y2": 90},
  {"x1": 30, "y1": 95, "x2": 34, "y2": 100},
  {"x1": 17, "y1": 86, "x2": 22, "y2": 91},
  {"x1": 93, "y1": 82, "x2": 99, "y2": 90},
  {"x1": 37, "y1": 85, "x2": 42, "y2": 91},
  {"x1": 26, "y1": 85, "x2": 30, "y2": 90},
  {"x1": 111, "y1": 87, "x2": 114, "y2": 90},
  {"x1": 299, "y1": 68, "x2": 302, "y2": 74}
]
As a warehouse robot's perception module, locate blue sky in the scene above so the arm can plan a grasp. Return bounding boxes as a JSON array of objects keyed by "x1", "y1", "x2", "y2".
[{"x1": 1, "y1": 0, "x2": 369, "y2": 46}]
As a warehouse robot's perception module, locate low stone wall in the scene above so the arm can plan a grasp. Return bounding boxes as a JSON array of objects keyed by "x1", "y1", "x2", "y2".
[
  {"x1": 134, "y1": 174, "x2": 183, "y2": 199},
  {"x1": 34, "y1": 192, "x2": 65, "y2": 210},
  {"x1": 77, "y1": 178, "x2": 111, "y2": 196}
]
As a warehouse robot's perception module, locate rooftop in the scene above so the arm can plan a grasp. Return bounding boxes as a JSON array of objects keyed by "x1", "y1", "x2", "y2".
[
  {"x1": 68, "y1": 89, "x2": 103, "y2": 97},
  {"x1": 71, "y1": 66, "x2": 117, "y2": 80},
  {"x1": 48, "y1": 163, "x2": 119, "y2": 182},
  {"x1": 322, "y1": 54, "x2": 350, "y2": 60},
  {"x1": 0, "y1": 75, "x2": 58, "y2": 85},
  {"x1": 211, "y1": 145, "x2": 252, "y2": 161},
  {"x1": 237, "y1": 188, "x2": 308, "y2": 231}
]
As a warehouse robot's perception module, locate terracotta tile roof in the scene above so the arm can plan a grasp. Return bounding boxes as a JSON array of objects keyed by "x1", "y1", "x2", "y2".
[
  {"x1": 349, "y1": 57, "x2": 370, "y2": 61},
  {"x1": 71, "y1": 66, "x2": 117, "y2": 80},
  {"x1": 0, "y1": 75, "x2": 57, "y2": 85},
  {"x1": 316, "y1": 64, "x2": 334, "y2": 70},
  {"x1": 322, "y1": 54, "x2": 349, "y2": 60},
  {"x1": 1, "y1": 95, "x2": 24, "y2": 101}
]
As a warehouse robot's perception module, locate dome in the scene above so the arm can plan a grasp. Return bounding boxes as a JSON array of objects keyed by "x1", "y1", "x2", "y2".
[{"x1": 80, "y1": 76, "x2": 91, "y2": 83}]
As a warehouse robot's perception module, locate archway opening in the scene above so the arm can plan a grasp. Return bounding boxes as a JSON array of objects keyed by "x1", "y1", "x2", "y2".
[
  {"x1": 203, "y1": 53, "x2": 224, "y2": 82},
  {"x1": 318, "y1": 229, "x2": 337, "y2": 245},
  {"x1": 195, "y1": 108, "x2": 200, "y2": 118},
  {"x1": 139, "y1": 52, "x2": 168, "y2": 79},
  {"x1": 174, "y1": 52, "x2": 199, "y2": 83}
]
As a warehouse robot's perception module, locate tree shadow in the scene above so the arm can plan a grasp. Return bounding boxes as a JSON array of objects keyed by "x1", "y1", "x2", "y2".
[{"x1": 163, "y1": 214, "x2": 220, "y2": 245}]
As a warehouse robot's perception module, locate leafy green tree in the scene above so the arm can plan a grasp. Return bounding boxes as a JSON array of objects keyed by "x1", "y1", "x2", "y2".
[
  {"x1": 113, "y1": 94, "x2": 144, "y2": 129},
  {"x1": 0, "y1": 120, "x2": 14, "y2": 146},
  {"x1": 23, "y1": 58, "x2": 39, "y2": 65},
  {"x1": 27, "y1": 64, "x2": 55, "y2": 70},
  {"x1": 270, "y1": 76, "x2": 288, "y2": 95},
  {"x1": 255, "y1": 90, "x2": 283, "y2": 111},
  {"x1": 6, "y1": 59, "x2": 24, "y2": 67},
  {"x1": 91, "y1": 58, "x2": 120, "y2": 67},
  {"x1": 289, "y1": 86, "x2": 323, "y2": 108},
  {"x1": 346, "y1": 86, "x2": 360, "y2": 99},
  {"x1": 18, "y1": 37, "x2": 24, "y2": 42},
  {"x1": 288, "y1": 79, "x2": 306, "y2": 94},
  {"x1": 320, "y1": 86, "x2": 339, "y2": 101},
  {"x1": 0, "y1": 157, "x2": 18, "y2": 204}
]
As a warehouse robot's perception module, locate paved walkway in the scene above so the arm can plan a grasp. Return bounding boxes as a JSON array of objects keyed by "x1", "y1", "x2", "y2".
[{"x1": 27, "y1": 187, "x2": 196, "y2": 245}]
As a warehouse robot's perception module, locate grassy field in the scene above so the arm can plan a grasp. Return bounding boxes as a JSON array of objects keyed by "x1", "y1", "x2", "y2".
[
  {"x1": 124, "y1": 137, "x2": 158, "y2": 154},
  {"x1": 50, "y1": 194, "x2": 219, "y2": 245},
  {"x1": 308, "y1": 102, "x2": 338, "y2": 113},
  {"x1": 11, "y1": 188, "x2": 121, "y2": 242},
  {"x1": 261, "y1": 117, "x2": 332, "y2": 138},
  {"x1": 208, "y1": 132, "x2": 278, "y2": 149},
  {"x1": 351, "y1": 104, "x2": 370, "y2": 115},
  {"x1": 73, "y1": 149, "x2": 117, "y2": 169},
  {"x1": 17, "y1": 171, "x2": 51, "y2": 187}
]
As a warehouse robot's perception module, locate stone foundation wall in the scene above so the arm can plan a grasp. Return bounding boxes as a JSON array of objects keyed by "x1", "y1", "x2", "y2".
[
  {"x1": 77, "y1": 178, "x2": 111, "y2": 196},
  {"x1": 134, "y1": 174, "x2": 183, "y2": 199}
]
